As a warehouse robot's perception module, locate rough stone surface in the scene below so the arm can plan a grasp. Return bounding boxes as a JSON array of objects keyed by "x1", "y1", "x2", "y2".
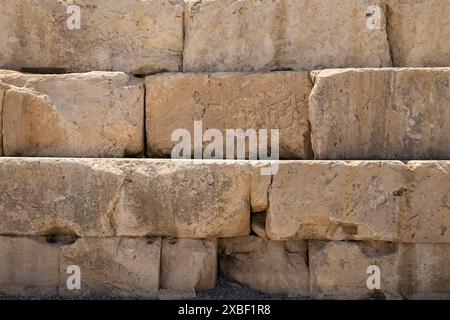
[
  {"x1": 161, "y1": 238, "x2": 217, "y2": 291},
  {"x1": 309, "y1": 68, "x2": 450, "y2": 160},
  {"x1": 0, "y1": 237, "x2": 60, "y2": 298},
  {"x1": 252, "y1": 160, "x2": 450, "y2": 242},
  {"x1": 252, "y1": 161, "x2": 407, "y2": 242},
  {"x1": 386, "y1": 0, "x2": 450, "y2": 67},
  {"x1": 59, "y1": 237, "x2": 161, "y2": 298},
  {"x1": 0, "y1": 0, "x2": 183, "y2": 74},
  {"x1": 183, "y1": 0, "x2": 391, "y2": 72},
  {"x1": 0, "y1": 70, "x2": 144, "y2": 157},
  {"x1": 309, "y1": 241, "x2": 450, "y2": 299},
  {"x1": 146, "y1": 72, "x2": 313, "y2": 159},
  {"x1": 0, "y1": 158, "x2": 250, "y2": 238},
  {"x1": 401, "y1": 161, "x2": 450, "y2": 243},
  {"x1": 219, "y1": 236, "x2": 309, "y2": 296},
  {"x1": 250, "y1": 163, "x2": 272, "y2": 213},
  {"x1": 251, "y1": 213, "x2": 267, "y2": 239}
]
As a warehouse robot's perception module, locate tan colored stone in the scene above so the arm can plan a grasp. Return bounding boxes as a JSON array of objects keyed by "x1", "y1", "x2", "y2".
[
  {"x1": 0, "y1": 0, "x2": 183, "y2": 74},
  {"x1": 160, "y1": 238, "x2": 217, "y2": 291},
  {"x1": 0, "y1": 237, "x2": 60, "y2": 298},
  {"x1": 0, "y1": 70, "x2": 144, "y2": 157},
  {"x1": 401, "y1": 161, "x2": 450, "y2": 243},
  {"x1": 114, "y1": 159, "x2": 251, "y2": 238},
  {"x1": 309, "y1": 241, "x2": 450, "y2": 299},
  {"x1": 0, "y1": 158, "x2": 120, "y2": 237},
  {"x1": 146, "y1": 72, "x2": 313, "y2": 159},
  {"x1": 252, "y1": 161, "x2": 407, "y2": 241},
  {"x1": 183, "y1": 0, "x2": 391, "y2": 72},
  {"x1": 250, "y1": 162, "x2": 272, "y2": 213},
  {"x1": 0, "y1": 158, "x2": 250, "y2": 238},
  {"x1": 219, "y1": 236, "x2": 309, "y2": 296},
  {"x1": 309, "y1": 68, "x2": 450, "y2": 160},
  {"x1": 251, "y1": 212, "x2": 267, "y2": 239},
  {"x1": 252, "y1": 160, "x2": 450, "y2": 243},
  {"x1": 386, "y1": 0, "x2": 450, "y2": 67},
  {"x1": 59, "y1": 237, "x2": 161, "y2": 299}
]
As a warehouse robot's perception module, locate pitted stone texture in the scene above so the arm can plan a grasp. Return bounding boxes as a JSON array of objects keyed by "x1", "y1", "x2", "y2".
[
  {"x1": 114, "y1": 160, "x2": 250, "y2": 238},
  {"x1": 0, "y1": 0, "x2": 183, "y2": 74},
  {"x1": 309, "y1": 68, "x2": 450, "y2": 160},
  {"x1": 309, "y1": 241, "x2": 450, "y2": 300},
  {"x1": 219, "y1": 236, "x2": 309, "y2": 296},
  {"x1": 1, "y1": 70, "x2": 144, "y2": 157},
  {"x1": 0, "y1": 237, "x2": 60, "y2": 298},
  {"x1": 252, "y1": 161, "x2": 407, "y2": 242},
  {"x1": 59, "y1": 237, "x2": 161, "y2": 299},
  {"x1": 146, "y1": 72, "x2": 313, "y2": 159},
  {"x1": 183, "y1": 0, "x2": 391, "y2": 72},
  {"x1": 401, "y1": 161, "x2": 450, "y2": 243},
  {"x1": 386, "y1": 0, "x2": 450, "y2": 67},
  {"x1": 0, "y1": 158, "x2": 250, "y2": 238},
  {"x1": 160, "y1": 238, "x2": 217, "y2": 291},
  {"x1": 252, "y1": 161, "x2": 450, "y2": 243}
]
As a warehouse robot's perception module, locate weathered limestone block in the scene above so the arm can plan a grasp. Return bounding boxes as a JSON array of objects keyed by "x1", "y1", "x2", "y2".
[
  {"x1": 386, "y1": 0, "x2": 450, "y2": 67},
  {"x1": 0, "y1": 70, "x2": 144, "y2": 157},
  {"x1": 309, "y1": 241, "x2": 450, "y2": 299},
  {"x1": 309, "y1": 68, "x2": 450, "y2": 160},
  {"x1": 0, "y1": 158, "x2": 250, "y2": 238},
  {"x1": 183, "y1": 0, "x2": 391, "y2": 72},
  {"x1": 401, "y1": 161, "x2": 450, "y2": 243},
  {"x1": 0, "y1": 0, "x2": 183, "y2": 74},
  {"x1": 114, "y1": 160, "x2": 250, "y2": 238},
  {"x1": 252, "y1": 160, "x2": 450, "y2": 242},
  {"x1": 252, "y1": 161, "x2": 407, "y2": 242},
  {"x1": 160, "y1": 238, "x2": 217, "y2": 291},
  {"x1": 0, "y1": 237, "x2": 60, "y2": 298},
  {"x1": 0, "y1": 158, "x2": 120, "y2": 237},
  {"x1": 146, "y1": 72, "x2": 313, "y2": 159},
  {"x1": 219, "y1": 236, "x2": 309, "y2": 296},
  {"x1": 59, "y1": 237, "x2": 161, "y2": 299}
]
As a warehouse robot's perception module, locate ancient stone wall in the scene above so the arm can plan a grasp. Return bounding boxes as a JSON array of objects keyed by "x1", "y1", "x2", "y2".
[{"x1": 0, "y1": 0, "x2": 449, "y2": 299}]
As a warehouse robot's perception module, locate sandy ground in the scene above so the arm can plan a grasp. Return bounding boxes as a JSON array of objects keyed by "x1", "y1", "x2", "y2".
[{"x1": 196, "y1": 278, "x2": 308, "y2": 300}]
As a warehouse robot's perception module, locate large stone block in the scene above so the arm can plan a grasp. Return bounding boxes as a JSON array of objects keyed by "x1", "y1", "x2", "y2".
[
  {"x1": 219, "y1": 236, "x2": 309, "y2": 296},
  {"x1": 309, "y1": 68, "x2": 450, "y2": 160},
  {"x1": 309, "y1": 241, "x2": 450, "y2": 299},
  {"x1": 0, "y1": 0, "x2": 183, "y2": 74},
  {"x1": 401, "y1": 161, "x2": 450, "y2": 243},
  {"x1": 146, "y1": 72, "x2": 313, "y2": 159},
  {"x1": 252, "y1": 161, "x2": 407, "y2": 242},
  {"x1": 160, "y1": 238, "x2": 217, "y2": 291},
  {"x1": 0, "y1": 237, "x2": 60, "y2": 298},
  {"x1": 0, "y1": 70, "x2": 144, "y2": 157},
  {"x1": 251, "y1": 161, "x2": 450, "y2": 242},
  {"x1": 183, "y1": 0, "x2": 391, "y2": 72},
  {"x1": 0, "y1": 158, "x2": 250, "y2": 238},
  {"x1": 59, "y1": 237, "x2": 161, "y2": 298},
  {"x1": 386, "y1": 0, "x2": 450, "y2": 67}
]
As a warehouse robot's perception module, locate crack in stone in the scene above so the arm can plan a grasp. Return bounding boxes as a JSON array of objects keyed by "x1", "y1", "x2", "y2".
[
  {"x1": 103, "y1": 176, "x2": 130, "y2": 237},
  {"x1": 0, "y1": 83, "x2": 5, "y2": 156},
  {"x1": 385, "y1": 3, "x2": 396, "y2": 67}
]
